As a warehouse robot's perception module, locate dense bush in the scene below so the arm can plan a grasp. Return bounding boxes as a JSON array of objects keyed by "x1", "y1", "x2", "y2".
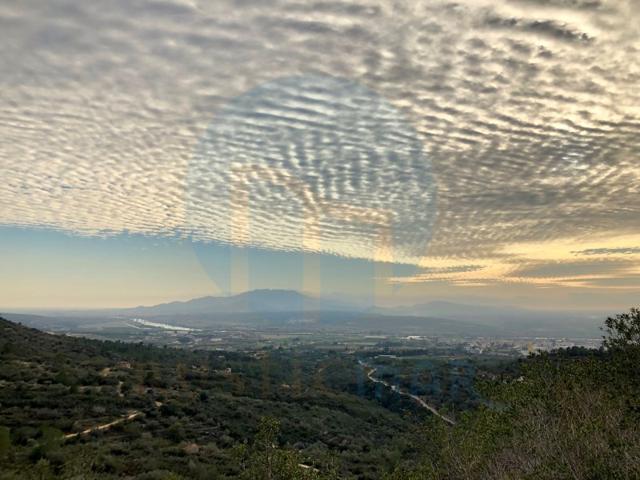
[{"x1": 387, "y1": 308, "x2": 640, "y2": 479}]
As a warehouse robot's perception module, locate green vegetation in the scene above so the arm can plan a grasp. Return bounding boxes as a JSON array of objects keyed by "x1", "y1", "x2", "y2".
[
  {"x1": 0, "y1": 318, "x2": 420, "y2": 479},
  {"x1": 388, "y1": 308, "x2": 640, "y2": 479},
  {"x1": 1, "y1": 309, "x2": 639, "y2": 479}
]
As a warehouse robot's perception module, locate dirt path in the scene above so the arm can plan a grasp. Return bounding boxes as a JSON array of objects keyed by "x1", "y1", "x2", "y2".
[
  {"x1": 359, "y1": 360, "x2": 456, "y2": 426},
  {"x1": 63, "y1": 411, "x2": 142, "y2": 439}
]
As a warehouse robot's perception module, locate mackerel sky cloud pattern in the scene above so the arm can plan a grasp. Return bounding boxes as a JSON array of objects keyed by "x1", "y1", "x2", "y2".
[
  {"x1": 0, "y1": 0, "x2": 639, "y2": 291},
  {"x1": 187, "y1": 75, "x2": 436, "y2": 264}
]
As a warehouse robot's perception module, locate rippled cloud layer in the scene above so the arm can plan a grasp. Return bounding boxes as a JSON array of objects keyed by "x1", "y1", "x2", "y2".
[
  {"x1": 188, "y1": 75, "x2": 436, "y2": 263},
  {"x1": 1, "y1": 0, "x2": 639, "y2": 290}
]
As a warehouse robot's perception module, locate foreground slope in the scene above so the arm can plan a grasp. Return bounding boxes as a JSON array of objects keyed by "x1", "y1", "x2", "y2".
[
  {"x1": 3, "y1": 309, "x2": 639, "y2": 479},
  {"x1": 0, "y1": 317, "x2": 423, "y2": 479},
  {"x1": 388, "y1": 308, "x2": 640, "y2": 480}
]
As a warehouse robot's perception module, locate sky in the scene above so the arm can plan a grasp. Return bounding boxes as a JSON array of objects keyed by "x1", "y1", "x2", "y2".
[{"x1": 0, "y1": 0, "x2": 639, "y2": 310}]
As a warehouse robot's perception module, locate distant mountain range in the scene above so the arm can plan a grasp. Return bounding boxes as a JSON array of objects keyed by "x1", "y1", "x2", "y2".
[
  {"x1": 1, "y1": 289, "x2": 606, "y2": 337},
  {"x1": 121, "y1": 289, "x2": 356, "y2": 316},
  {"x1": 371, "y1": 301, "x2": 607, "y2": 337}
]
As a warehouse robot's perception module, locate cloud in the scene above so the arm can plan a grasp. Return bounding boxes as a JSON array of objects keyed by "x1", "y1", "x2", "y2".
[
  {"x1": 186, "y1": 75, "x2": 437, "y2": 263},
  {"x1": 0, "y1": 0, "x2": 639, "y2": 285},
  {"x1": 573, "y1": 247, "x2": 640, "y2": 256},
  {"x1": 420, "y1": 265, "x2": 485, "y2": 274},
  {"x1": 508, "y1": 259, "x2": 633, "y2": 278},
  {"x1": 482, "y1": 15, "x2": 594, "y2": 43}
]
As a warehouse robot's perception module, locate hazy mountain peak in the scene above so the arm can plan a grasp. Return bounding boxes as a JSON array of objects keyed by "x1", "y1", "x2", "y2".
[{"x1": 124, "y1": 289, "x2": 348, "y2": 316}]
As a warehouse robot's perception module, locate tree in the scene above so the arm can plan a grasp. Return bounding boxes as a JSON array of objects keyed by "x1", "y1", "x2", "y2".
[
  {"x1": 0, "y1": 426, "x2": 10, "y2": 457},
  {"x1": 602, "y1": 307, "x2": 640, "y2": 402},
  {"x1": 236, "y1": 417, "x2": 336, "y2": 480},
  {"x1": 166, "y1": 422, "x2": 185, "y2": 443},
  {"x1": 603, "y1": 307, "x2": 640, "y2": 350}
]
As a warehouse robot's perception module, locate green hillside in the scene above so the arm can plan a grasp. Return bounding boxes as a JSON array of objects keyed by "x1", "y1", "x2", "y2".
[
  {"x1": 0, "y1": 317, "x2": 423, "y2": 479},
  {"x1": 2, "y1": 309, "x2": 640, "y2": 479},
  {"x1": 388, "y1": 308, "x2": 640, "y2": 479}
]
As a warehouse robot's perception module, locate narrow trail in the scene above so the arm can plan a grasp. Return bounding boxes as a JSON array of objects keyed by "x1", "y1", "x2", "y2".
[
  {"x1": 359, "y1": 360, "x2": 456, "y2": 426},
  {"x1": 63, "y1": 411, "x2": 142, "y2": 439}
]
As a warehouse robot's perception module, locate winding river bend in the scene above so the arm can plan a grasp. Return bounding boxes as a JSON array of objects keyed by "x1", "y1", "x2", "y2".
[{"x1": 359, "y1": 360, "x2": 456, "y2": 426}]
